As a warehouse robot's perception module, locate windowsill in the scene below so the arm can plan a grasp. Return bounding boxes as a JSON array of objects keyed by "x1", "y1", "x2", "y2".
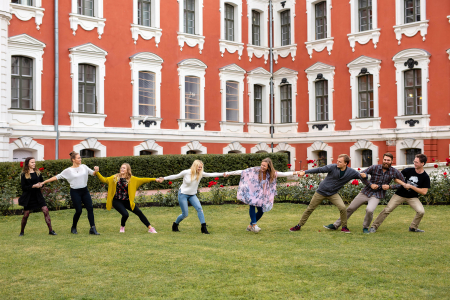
[
  {"x1": 394, "y1": 114, "x2": 430, "y2": 129},
  {"x1": 10, "y1": 3, "x2": 45, "y2": 30},
  {"x1": 247, "y1": 122, "x2": 271, "y2": 134},
  {"x1": 69, "y1": 112, "x2": 107, "y2": 128},
  {"x1": 177, "y1": 32, "x2": 205, "y2": 53},
  {"x1": 219, "y1": 121, "x2": 245, "y2": 133},
  {"x1": 273, "y1": 44, "x2": 297, "y2": 63},
  {"x1": 273, "y1": 122, "x2": 298, "y2": 134},
  {"x1": 246, "y1": 44, "x2": 269, "y2": 63},
  {"x1": 130, "y1": 116, "x2": 162, "y2": 129},
  {"x1": 393, "y1": 20, "x2": 429, "y2": 45},
  {"x1": 69, "y1": 13, "x2": 106, "y2": 39},
  {"x1": 178, "y1": 119, "x2": 206, "y2": 131},
  {"x1": 8, "y1": 109, "x2": 44, "y2": 126},
  {"x1": 130, "y1": 24, "x2": 162, "y2": 46},
  {"x1": 307, "y1": 120, "x2": 335, "y2": 133},
  {"x1": 219, "y1": 40, "x2": 244, "y2": 59},
  {"x1": 304, "y1": 37, "x2": 334, "y2": 59},
  {"x1": 347, "y1": 28, "x2": 381, "y2": 52},
  {"x1": 349, "y1": 117, "x2": 381, "y2": 131}
]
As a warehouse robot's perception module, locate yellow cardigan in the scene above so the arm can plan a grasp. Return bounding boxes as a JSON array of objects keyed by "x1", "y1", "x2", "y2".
[{"x1": 96, "y1": 172, "x2": 155, "y2": 211}]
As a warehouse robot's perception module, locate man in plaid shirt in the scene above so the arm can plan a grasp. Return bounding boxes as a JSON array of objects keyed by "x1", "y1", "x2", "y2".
[{"x1": 323, "y1": 152, "x2": 405, "y2": 234}]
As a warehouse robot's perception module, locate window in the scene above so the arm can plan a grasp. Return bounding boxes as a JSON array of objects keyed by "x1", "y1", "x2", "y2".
[
  {"x1": 226, "y1": 81, "x2": 239, "y2": 122},
  {"x1": 80, "y1": 149, "x2": 95, "y2": 158},
  {"x1": 225, "y1": 4, "x2": 235, "y2": 41},
  {"x1": 252, "y1": 10, "x2": 260, "y2": 46},
  {"x1": 404, "y1": 0, "x2": 420, "y2": 23},
  {"x1": 362, "y1": 149, "x2": 373, "y2": 167},
  {"x1": 315, "y1": 80, "x2": 328, "y2": 121},
  {"x1": 140, "y1": 150, "x2": 154, "y2": 155},
  {"x1": 78, "y1": 64, "x2": 96, "y2": 114},
  {"x1": 185, "y1": 76, "x2": 200, "y2": 120},
  {"x1": 184, "y1": 0, "x2": 195, "y2": 34},
  {"x1": 12, "y1": 0, "x2": 33, "y2": 5},
  {"x1": 318, "y1": 151, "x2": 327, "y2": 167},
  {"x1": 138, "y1": 0, "x2": 151, "y2": 26},
  {"x1": 186, "y1": 150, "x2": 199, "y2": 154},
  {"x1": 228, "y1": 151, "x2": 239, "y2": 154},
  {"x1": 280, "y1": 84, "x2": 292, "y2": 123},
  {"x1": 78, "y1": 0, "x2": 94, "y2": 17},
  {"x1": 359, "y1": 0, "x2": 372, "y2": 31},
  {"x1": 404, "y1": 69, "x2": 422, "y2": 115},
  {"x1": 358, "y1": 74, "x2": 374, "y2": 118},
  {"x1": 281, "y1": 10, "x2": 291, "y2": 46},
  {"x1": 280, "y1": 151, "x2": 291, "y2": 165},
  {"x1": 405, "y1": 148, "x2": 421, "y2": 164},
  {"x1": 11, "y1": 56, "x2": 33, "y2": 110},
  {"x1": 138, "y1": 71, "x2": 156, "y2": 116},
  {"x1": 315, "y1": 2, "x2": 327, "y2": 40},
  {"x1": 254, "y1": 85, "x2": 262, "y2": 123}
]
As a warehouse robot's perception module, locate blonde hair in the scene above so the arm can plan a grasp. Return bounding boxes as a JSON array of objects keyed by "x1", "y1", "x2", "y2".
[
  {"x1": 22, "y1": 157, "x2": 40, "y2": 179},
  {"x1": 259, "y1": 157, "x2": 276, "y2": 184},
  {"x1": 114, "y1": 163, "x2": 132, "y2": 185},
  {"x1": 190, "y1": 160, "x2": 203, "y2": 181}
]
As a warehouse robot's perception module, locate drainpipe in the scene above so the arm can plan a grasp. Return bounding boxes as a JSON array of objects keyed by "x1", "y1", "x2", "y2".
[
  {"x1": 269, "y1": 0, "x2": 274, "y2": 153},
  {"x1": 54, "y1": 0, "x2": 59, "y2": 159}
]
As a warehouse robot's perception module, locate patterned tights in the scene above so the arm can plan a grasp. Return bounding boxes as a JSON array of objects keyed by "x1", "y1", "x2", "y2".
[{"x1": 20, "y1": 206, "x2": 53, "y2": 233}]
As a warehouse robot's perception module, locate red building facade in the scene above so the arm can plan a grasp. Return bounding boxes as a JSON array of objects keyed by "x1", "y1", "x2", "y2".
[{"x1": 1, "y1": 0, "x2": 450, "y2": 170}]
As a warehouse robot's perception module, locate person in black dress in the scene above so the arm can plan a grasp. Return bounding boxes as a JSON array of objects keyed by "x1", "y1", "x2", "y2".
[{"x1": 18, "y1": 157, "x2": 56, "y2": 236}]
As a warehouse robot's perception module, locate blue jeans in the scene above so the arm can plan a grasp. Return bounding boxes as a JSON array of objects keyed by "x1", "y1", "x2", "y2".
[
  {"x1": 175, "y1": 192, "x2": 205, "y2": 224},
  {"x1": 249, "y1": 205, "x2": 264, "y2": 225}
]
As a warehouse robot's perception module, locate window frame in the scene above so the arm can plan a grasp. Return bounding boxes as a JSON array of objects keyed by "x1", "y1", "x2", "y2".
[
  {"x1": 252, "y1": 10, "x2": 261, "y2": 46},
  {"x1": 404, "y1": 69, "x2": 422, "y2": 116},
  {"x1": 11, "y1": 56, "x2": 34, "y2": 110},
  {"x1": 219, "y1": 63, "x2": 246, "y2": 132},
  {"x1": 359, "y1": 0, "x2": 373, "y2": 32},
  {"x1": 358, "y1": 74, "x2": 374, "y2": 118},
  {"x1": 78, "y1": 64, "x2": 97, "y2": 114},
  {"x1": 138, "y1": 71, "x2": 156, "y2": 117},
  {"x1": 315, "y1": 1, "x2": 327, "y2": 40},
  {"x1": 315, "y1": 80, "x2": 328, "y2": 121},
  {"x1": 280, "y1": 84, "x2": 292, "y2": 123},
  {"x1": 225, "y1": 81, "x2": 239, "y2": 122},
  {"x1": 280, "y1": 9, "x2": 291, "y2": 46},
  {"x1": 137, "y1": 0, "x2": 151, "y2": 27},
  {"x1": 362, "y1": 149, "x2": 373, "y2": 167},
  {"x1": 77, "y1": 0, "x2": 94, "y2": 17},
  {"x1": 184, "y1": 0, "x2": 195, "y2": 34},
  {"x1": 254, "y1": 84, "x2": 262, "y2": 123},
  {"x1": 225, "y1": 3, "x2": 235, "y2": 41},
  {"x1": 405, "y1": 148, "x2": 421, "y2": 165},
  {"x1": 185, "y1": 76, "x2": 201, "y2": 120},
  {"x1": 404, "y1": 0, "x2": 420, "y2": 24}
]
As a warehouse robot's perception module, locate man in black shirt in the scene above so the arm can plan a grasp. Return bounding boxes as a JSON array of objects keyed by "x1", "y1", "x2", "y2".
[{"x1": 369, "y1": 154, "x2": 430, "y2": 233}]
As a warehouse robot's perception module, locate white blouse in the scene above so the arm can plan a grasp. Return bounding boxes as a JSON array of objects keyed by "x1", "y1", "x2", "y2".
[
  {"x1": 55, "y1": 164, "x2": 95, "y2": 189},
  {"x1": 164, "y1": 169, "x2": 225, "y2": 195}
]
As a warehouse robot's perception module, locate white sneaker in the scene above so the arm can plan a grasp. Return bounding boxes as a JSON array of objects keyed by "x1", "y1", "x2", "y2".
[
  {"x1": 251, "y1": 225, "x2": 261, "y2": 233},
  {"x1": 246, "y1": 225, "x2": 252, "y2": 231}
]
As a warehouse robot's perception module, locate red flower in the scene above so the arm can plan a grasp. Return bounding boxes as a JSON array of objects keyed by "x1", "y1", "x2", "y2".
[
  {"x1": 220, "y1": 185, "x2": 224, "y2": 188},
  {"x1": 432, "y1": 158, "x2": 436, "y2": 162},
  {"x1": 309, "y1": 185, "x2": 313, "y2": 189},
  {"x1": 20, "y1": 161, "x2": 24, "y2": 168},
  {"x1": 168, "y1": 181, "x2": 173, "y2": 185},
  {"x1": 307, "y1": 160, "x2": 315, "y2": 164},
  {"x1": 287, "y1": 164, "x2": 292, "y2": 167},
  {"x1": 447, "y1": 162, "x2": 450, "y2": 167},
  {"x1": 434, "y1": 164, "x2": 438, "y2": 168},
  {"x1": 214, "y1": 177, "x2": 219, "y2": 181},
  {"x1": 287, "y1": 184, "x2": 290, "y2": 187},
  {"x1": 358, "y1": 168, "x2": 361, "y2": 171},
  {"x1": 444, "y1": 172, "x2": 447, "y2": 176},
  {"x1": 446, "y1": 158, "x2": 450, "y2": 162},
  {"x1": 351, "y1": 179, "x2": 359, "y2": 185},
  {"x1": 313, "y1": 164, "x2": 317, "y2": 167},
  {"x1": 39, "y1": 167, "x2": 44, "y2": 171},
  {"x1": 305, "y1": 174, "x2": 309, "y2": 177}
]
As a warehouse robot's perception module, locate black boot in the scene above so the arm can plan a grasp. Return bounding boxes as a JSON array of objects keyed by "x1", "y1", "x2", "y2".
[
  {"x1": 71, "y1": 226, "x2": 78, "y2": 234},
  {"x1": 201, "y1": 223, "x2": 209, "y2": 234},
  {"x1": 19, "y1": 232, "x2": 24, "y2": 236},
  {"x1": 89, "y1": 226, "x2": 100, "y2": 235},
  {"x1": 49, "y1": 230, "x2": 57, "y2": 235},
  {"x1": 172, "y1": 222, "x2": 180, "y2": 232}
]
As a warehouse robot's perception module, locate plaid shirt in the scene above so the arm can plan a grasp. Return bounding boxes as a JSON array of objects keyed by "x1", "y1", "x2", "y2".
[{"x1": 361, "y1": 165, "x2": 405, "y2": 199}]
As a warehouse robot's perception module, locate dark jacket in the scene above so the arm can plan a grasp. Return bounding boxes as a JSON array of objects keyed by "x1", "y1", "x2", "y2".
[{"x1": 18, "y1": 172, "x2": 45, "y2": 207}]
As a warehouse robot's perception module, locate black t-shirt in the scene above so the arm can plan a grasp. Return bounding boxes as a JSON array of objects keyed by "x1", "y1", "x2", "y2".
[{"x1": 395, "y1": 168, "x2": 430, "y2": 198}]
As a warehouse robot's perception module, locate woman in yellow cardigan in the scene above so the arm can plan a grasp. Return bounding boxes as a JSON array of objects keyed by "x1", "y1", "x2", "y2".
[{"x1": 94, "y1": 163, "x2": 161, "y2": 233}]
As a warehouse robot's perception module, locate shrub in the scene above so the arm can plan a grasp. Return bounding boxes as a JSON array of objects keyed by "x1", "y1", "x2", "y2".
[{"x1": 0, "y1": 181, "x2": 16, "y2": 216}]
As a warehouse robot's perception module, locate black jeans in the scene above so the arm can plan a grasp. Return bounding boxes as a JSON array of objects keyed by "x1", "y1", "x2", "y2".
[
  {"x1": 113, "y1": 199, "x2": 151, "y2": 227},
  {"x1": 70, "y1": 187, "x2": 95, "y2": 227}
]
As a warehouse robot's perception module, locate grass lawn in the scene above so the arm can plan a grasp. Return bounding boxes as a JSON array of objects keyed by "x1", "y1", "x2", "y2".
[{"x1": 1, "y1": 203, "x2": 449, "y2": 299}]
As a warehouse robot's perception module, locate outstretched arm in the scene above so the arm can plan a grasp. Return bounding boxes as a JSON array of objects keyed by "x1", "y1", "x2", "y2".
[
  {"x1": 276, "y1": 171, "x2": 300, "y2": 177},
  {"x1": 164, "y1": 170, "x2": 189, "y2": 181},
  {"x1": 42, "y1": 176, "x2": 58, "y2": 185},
  {"x1": 224, "y1": 170, "x2": 243, "y2": 177}
]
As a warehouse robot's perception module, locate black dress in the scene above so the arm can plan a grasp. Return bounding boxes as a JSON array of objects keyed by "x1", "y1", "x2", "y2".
[{"x1": 18, "y1": 173, "x2": 47, "y2": 211}]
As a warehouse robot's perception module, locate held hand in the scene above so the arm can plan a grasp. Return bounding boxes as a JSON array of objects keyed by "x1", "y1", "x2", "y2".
[
  {"x1": 371, "y1": 184, "x2": 379, "y2": 190},
  {"x1": 298, "y1": 171, "x2": 305, "y2": 177},
  {"x1": 223, "y1": 173, "x2": 230, "y2": 177},
  {"x1": 157, "y1": 177, "x2": 164, "y2": 183},
  {"x1": 360, "y1": 173, "x2": 367, "y2": 179},
  {"x1": 94, "y1": 166, "x2": 99, "y2": 172},
  {"x1": 404, "y1": 183, "x2": 412, "y2": 190},
  {"x1": 382, "y1": 185, "x2": 390, "y2": 190},
  {"x1": 32, "y1": 183, "x2": 39, "y2": 188}
]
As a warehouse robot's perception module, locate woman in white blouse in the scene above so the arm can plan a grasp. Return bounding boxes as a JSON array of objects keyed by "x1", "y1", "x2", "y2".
[
  {"x1": 42, "y1": 151, "x2": 100, "y2": 235},
  {"x1": 159, "y1": 160, "x2": 226, "y2": 234}
]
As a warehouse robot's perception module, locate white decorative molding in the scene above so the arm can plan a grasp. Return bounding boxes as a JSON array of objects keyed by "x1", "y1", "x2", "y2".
[
  {"x1": 250, "y1": 142, "x2": 270, "y2": 153},
  {"x1": 131, "y1": 0, "x2": 161, "y2": 45},
  {"x1": 273, "y1": 67, "x2": 298, "y2": 134},
  {"x1": 307, "y1": 141, "x2": 333, "y2": 169},
  {"x1": 305, "y1": 38, "x2": 334, "y2": 59},
  {"x1": 273, "y1": 0, "x2": 297, "y2": 62},
  {"x1": 177, "y1": 33, "x2": 205, "y2": 54},
  {"x1": 10, "y1": 2, "x2": 44, "y2": 30},
  {"x1": 394, "y1": 0, "x2": 428, "y2": 44},
  {"x1": 219, "y1": 40, "x2": 245, "y2": 59},
  {"x1": 219, "y1": 0, "x2": 243, "y2": 59},
  {"x1": 274, "y1": 142, "x2": 296, "y2": 170},
  {"x1": 349, "y1": 140, "x2": 379, "y2": 168},
  {"x1": 69, "y1": 0, "x2": 105, "y2": 39},
  {"x1": 348, "y1": 29, "x2": 380, "y2": 52},
  {"x1": 219, "y1": 64, "x2": 246, "y2": 133},
  {"x1": 348, "y1": 0, "x2": 379, "y2": 51},
  {"x1": 181, "y1": 140, "x2": 207, "y2": 154},
  {"x1": 394, "y1": 115, "x2": 430, "y2": 130},
  {"x1": 247, "y1": 45, "x2": 269, "y2": 63},
  {"x1": 73, "y1": 137, "x2": 107, "y2": 158},
  {"x1": 8, "y1": 109, "x2": 44, "y2": 126},
  {"x1": 9, "y1": 136, "x2": 44, "y2": 161},
  {"x1": 224, "y1": 141, "x2": 246, "y2": 154},
  {"x1": 129, "y1": 52, "x2": 163, "y2": 129},
  {"x1": 396, "y1": 138, "x2": 424, "y2": 165},
  {"x1": 69, "y1": 112, "x2": 107, "y2": 128},
  {"x1": 305, "y1": 0, "x2": 333, "y2": 58},
  {"x1": 177, "y1": 0, "x2": 204, "y2": 53},
  {"x1": 447, "y1": 48, "x2": 450, "y2": 60},
  {"x1": 247, "y1": 67, "x2": 271, "y2": 134},
  {"x1": 246, "y1": 0, "x2": 269, "y2": 63},
  {"x1": 273, "y1": 45, "x2": 297, "y2": 63},
  {"x1": 134, "y1": 139, "x2": 163, "y2": 156}
]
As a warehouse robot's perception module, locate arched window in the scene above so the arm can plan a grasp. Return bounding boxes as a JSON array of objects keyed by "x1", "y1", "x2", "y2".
[
  {"x1": 404, "y1": 69, "x2": 422, "y2": 115},
  {"x1": 80, "y1": 149, "x2": 95, "y2": 158},
  {"x1": 226, "y1": 81, "x2": 239, "y2": 122},
  {"x1": 315, "y1": 80, "x2": 328, "y2": 121},
  {"x1": 140, "y1": 150, "x2": 155, "y2": 155},
  {"x1": 186, "y1": 150, "x2": 200, "y2": 154},
  {"x1": 358, "y1": 74, "x2": 374, "y2": 118},
  {"x1": 281, "y1": 84, "x2": 292, "y2": 123},
  {"x1": 78, "y1": 64, "x2": 96, "y2": 114},
  {"x1": 139, "y1": 71, "x2": 156, "y2": 116},
  {"x1": 185, "y1": 76, "x2": 200, "y2": 120},
  {"x1": 11, "y1": 56, "x2": 33, "y2": 110},
  {"x1": 13, "y1": 149, "x2": 33, "y2": 162}
]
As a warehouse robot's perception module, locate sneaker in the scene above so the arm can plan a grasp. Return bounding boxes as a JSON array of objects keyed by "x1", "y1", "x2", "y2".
[
  {"x1": 289, "y1": 224, "x2": 301, "y2": 232},
  {"x1": 120, "y1": 226, "x2": 125, "y2": 233},
  {"x1": 148, "y1": 226, "x2": 157, "y2": 233},
  {"x1": 49, "y1": 230, "x2": 57, "y2": 235},
  {"x1": 251, "y1": 225, "x2": 261, "y2": 233},
  {"x1": 369, "y1": 227, "x2": 377, "y2": 233},
  {"x1": 323, "y1": 224, "x2": 337, "y2": 230},
  {"x1": 363, "y1": 228, "x2": 369, "y2": 234},
  {"x1": 341, "y1": 227, "x2": 351, "y2": 233},
  {"x1": 246, "y1": 225, "x2": 252, "y2": 232},
  {"x1": 409, "y1": 227, "x2": 425, "y2": 232}
]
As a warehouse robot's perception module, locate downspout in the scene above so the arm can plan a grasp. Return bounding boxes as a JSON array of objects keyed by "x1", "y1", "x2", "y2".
[
  {"x1": 269, "y1": 0, "x2": 274, "y2": 153},
  {"x1": 54, "y1": 0, "x2": 59, "y2": 159}
]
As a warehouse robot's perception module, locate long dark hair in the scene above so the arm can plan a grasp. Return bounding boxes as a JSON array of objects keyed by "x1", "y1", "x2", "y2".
[{"x1": 21, "y1": 157, "x2": 40, "y2": 179}]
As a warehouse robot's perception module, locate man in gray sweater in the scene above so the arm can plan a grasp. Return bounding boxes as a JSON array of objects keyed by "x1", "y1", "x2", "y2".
[{"x1": 289, "y1": 154, "x2": 370, "y2": 233}]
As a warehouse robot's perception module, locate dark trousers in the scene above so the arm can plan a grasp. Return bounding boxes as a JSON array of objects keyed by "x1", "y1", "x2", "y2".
[
  {"x1": 113, "y1": 199, "x2": 151, "y2": 227},
  {"x1": 70, "y1": 187, "x2": 95, "y2": 227},
  {"x1": 249, "y1": 205, "x2": 264, "y2": 225}
]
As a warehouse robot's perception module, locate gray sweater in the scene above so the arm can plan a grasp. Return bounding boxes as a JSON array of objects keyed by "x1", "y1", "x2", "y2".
[{"x1": 305, "y1": 164, "x2": 370, "y2": 197}]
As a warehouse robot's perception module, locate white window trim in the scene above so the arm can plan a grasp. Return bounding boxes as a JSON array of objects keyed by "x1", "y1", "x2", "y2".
[
  {"x1": 181, "y1": 140, "x2": 207, "y2": 154},
  {"x1": 131, "y1": 0, "x2": 161, "y2": 46},
  {"x1": 219, "y1": 64, "x2": 246, "y2": 133},
  {"x1": 10, "y1": 0, "x2": 44, "y2": 30},
  {"x1": 447, "y1": 48, "x2": 450, "y2": 61},
  {"x1": 307, "y1": 141, "x2": 333, "y2": 169},
  {"x1": 247, "y1": 67, "x2": 271, "y2": 134},
  {"x1": 9, "y1": 136, "x2": 44, "y2": 161},
  {"x1": 69, "y1": 43, "x2": 107, "y2": 129},
  {"x1": 69, "y1": 0, "x2": 105, "y2": 39},
  {"x1": 394, "y1": 0, "x2": 428, "y2": 45},
  {"x1": 177, "y1": 59, "x2": 207, "y2": 131},
  {"x1": 129, "y1": 52, "x2": 163, "y2": 130},
  {"x1": 349, "y1": 140, "x2": 379, "y2": 168},
  {"x1": 305, "y1": 0, "x2": 334, "y2": 59},
  {"x1": 223, "y1": 141, "x2": 246, "y2": 154},
  {"x1": 273, "y1": 67, "x2": 298, "y2": 135},
  {"x1": 250, "y1": 142, "x2": 270, "y2": 153},
  {"x1": 392, "y1": 48, "x2": 430, "y2": 130},
  {"x1": 348, "y1": 0, "x2": 380, "y2": 52},
  {"x1": 246, "y1": 0, "x2": 269, "y2": 63},
  {"x1": 73, "y1": 138, "x2": 107, "y2": 158},
  {"x1": 396, "y1": 138, "x2": 423, "y2": 166},
  {"x1": 8, "y1": 34, "x2": 45, "y2": 127},
  {"x1": 348, "y1": 55, "x2": 382, "y2": 131},
  {"x1": 219, "y1": 0, "x2": 244, "y2": 59},
  {"x1": 305, "y1": 62, "x2": 335, "y2": 133},
  {"x1": 177, "y1": 0, "x2": 205, "y2": 54},
  {"x1": 134, "y1": 139, "x2": 163, "y2": 155},
  {"x1": 273, "y1": 0, "x2": 297, "y2": 63},
  {"x1": 274, "y1": 142, "x2": 296, "y2": 170}
]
